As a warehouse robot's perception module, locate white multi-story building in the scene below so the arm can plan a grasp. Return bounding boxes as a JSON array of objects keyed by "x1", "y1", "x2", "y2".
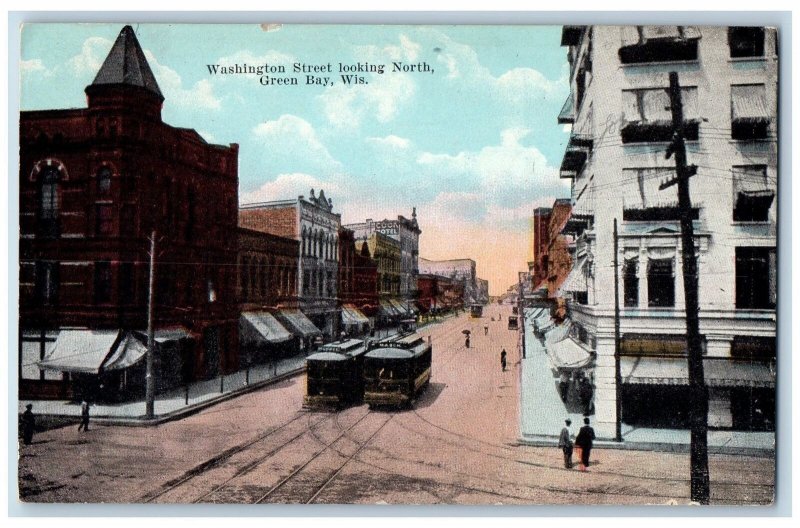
[{"x1": 557, "y1": 25, "x2": 777, "y2": 438}]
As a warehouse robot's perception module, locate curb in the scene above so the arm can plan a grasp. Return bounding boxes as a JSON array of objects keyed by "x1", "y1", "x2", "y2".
[
  {"x1": 27, "y1": 367, "x2": 306, "y2": 428},
  {"x1": 517, "y1": 435, "x2": 776, "y2": 458}
]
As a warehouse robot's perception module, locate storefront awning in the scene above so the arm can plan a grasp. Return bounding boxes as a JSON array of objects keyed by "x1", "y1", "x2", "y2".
[
  {"x1": 152, "y1": 326, "x2": 194, "y2": 344},
  {"x1": 543, "y1": 320, "x2": 572, "y2": 345},
  {"x1": 621, "y1": 357, "x2": 775, "y2": 388},
  {"x1": 389, "y1": 299, "x2": 412, "y2": 316},
  {"x1": 102, "y1": 334, "x2": 148, "y2": 371},
  {"x1": 240, "y1": 312, "x2": 293, "y2": 345},
  {"x1": 560, "y1": 256, "x2": 588, "y2": 294},
  {"x1": 276, "y1": 309, "x2": 322, "y2": 337},
  {"x1": 379, "y1": 300, "x2": 401, "y2": 318},
  {"x1": 547, "y1": 336, "x2": 593, "y2": 371},
  {"x1": 38, "y1": 330, "x2": 121, "y2": 374},
  {"x1": 341, "y1": 304, "x2": 370, "y2": 326}
]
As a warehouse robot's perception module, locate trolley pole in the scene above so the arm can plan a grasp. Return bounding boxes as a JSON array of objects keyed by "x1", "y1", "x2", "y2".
[
  {"x1": 613, "y1": 218, "x2": 622, "y2": 442},
  {"x1": 661, "y1": 71, "x2": 709, "y2": 504},
  {"x1": 145, "y1": 230, "x2": 157, "y2": 420}
]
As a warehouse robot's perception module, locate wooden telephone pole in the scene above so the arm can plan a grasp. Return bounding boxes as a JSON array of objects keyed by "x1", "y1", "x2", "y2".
[
  {"x1": 660, "y1": 71, "x2": 710, "y2": 504},
  {"x1": 145, "y1": 230, "x2": 157, "y2": 419},
  {"x1": 613, "y1": 218, "x2": 622, "y2": 442}
]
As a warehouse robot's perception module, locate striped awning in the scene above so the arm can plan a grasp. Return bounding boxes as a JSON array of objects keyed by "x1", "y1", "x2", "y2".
[
  {"x1": 341, "y1": 304, "x2": 370, "y2": 326},
  {"x1": 102, "y1": 334, "x2": 148, "y2": 371},
  {"x1": 240, "y1": 312, "x2": 293, "y2": 345},
  {"x1": 560, "y1": 256, "x2": 588, "y2": 294},
  {"x1": 731, "y1": 84, "x2": 769, "y2": 120},
  {"x1": 276, "y1": 309, "x2": 322, "y2": 337}
]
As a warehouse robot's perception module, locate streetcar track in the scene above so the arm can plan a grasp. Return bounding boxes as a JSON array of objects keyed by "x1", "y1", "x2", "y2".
[{"x1": 252, "y1": 408, "x2": 377, "y2": 504}]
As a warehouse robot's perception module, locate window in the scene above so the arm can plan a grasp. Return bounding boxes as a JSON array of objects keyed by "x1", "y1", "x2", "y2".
[
  {"x1": 38, "y1": 166, "x2": 59, "y2": 238},
  {"x1": 621, "y1": 87, "x2": 699, "y2": 142},
  {"x1": 619, "y1": 26, "x2": 700, "y2": 64},
  {"x1": 35, "y1": 261, "x2": 59, "y2": 304},
  {"x1": 97, "y1": 167, "x2": 112, "y2": 195},
  {"x1": 94, "y1": 261, "x2": 112, "y2": 304},
  {"x1": 733, "y1": 165, "x2": 773, "y2": 222},
  {"x1": 95, "y1": 204, "x2": 114, "y2": 236},
  {"x1": 119, "y1": 262, "x2": 135, "y2": 304},
  {"x1": 120, "y1": 204, "x2": 136, "y2": 238},
  {"x1": 728, "y1": 27, "x2": 765, "y2": 58},
  {"x1": 624, "y1": 258, "x2": 639, "y2": 307},
  {"x1": 736, "y1": 247, "x2": 776, "y2": 309},
  {"x1": 647, "y1": 258, "x2": 674, "y2": 307},
  {"x1": 731, "y1": 84, "x2": 770, "y2": 140}
]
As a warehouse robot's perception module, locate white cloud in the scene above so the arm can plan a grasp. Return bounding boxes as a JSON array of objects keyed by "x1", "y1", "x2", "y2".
[
  {"x1": 252, "y1": 114, "x2": 340, "y2": 171},
  {"x1": 66, "y1": 36, "x2": 112, "y2": 76},
  {"x1": 241, "y1": 172, "x2": 341, "y2": 205},
  {"x1": 143, "y1": 50, "x2": 221, "y2": 110},
  {"x1": 319, "y1": 35, "x2": 421, "y2": 128},
  {"x1": 20, "y1": 58, "x2": 46, "y2": 74},
  {"x1": 366, "y1": 135, "x2": 411, "y2": 149}
]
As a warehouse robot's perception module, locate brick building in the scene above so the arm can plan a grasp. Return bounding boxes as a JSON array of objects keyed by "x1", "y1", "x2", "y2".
[
  {"x1": 19, "y1": 26, "x2": 240, "y2": 400},
  {"x1": 338, "y1": 228, "x2": 376, "y2": 334},
  {"x1": 239, "y1": 189, "x2": 340, "y2": 338}
]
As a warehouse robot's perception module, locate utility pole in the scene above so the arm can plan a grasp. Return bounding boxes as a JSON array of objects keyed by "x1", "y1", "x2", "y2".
[
  {"x1": 613, "y1": 218, "x2": 622, "y2": 442},
  {"x1": 660, "y1": 71, "x2": 709, "y2": 504},
  {"x1": 145, "y1": 230, "x2": 157, "y2": 419}
]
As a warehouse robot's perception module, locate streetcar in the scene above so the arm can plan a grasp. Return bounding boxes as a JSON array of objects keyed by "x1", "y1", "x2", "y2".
[
  {"x1": 507, "y1": 315, "x2": 519, "y2": 330},
  {"x1": 469, "y1": 304, "x2": 484, "y2": 318},
  {"x1": 304, "y1": 338, "x2": 369, "y2": 409},
  {"x1": 363, "y1": 334, "x2": 432, "y2": 408}
]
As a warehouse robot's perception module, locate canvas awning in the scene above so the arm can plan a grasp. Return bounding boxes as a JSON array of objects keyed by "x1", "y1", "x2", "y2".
[
  {"x1": 547, "y1": 337, "x2": 593, "y2": 371},
  {"x1": 560, "y1": 256, "x2": 588, "y2": 294},
  {"x1": 152, "y1": 326, "x2": 194, "y2": 344},
  {"x1": 341, "y1": 304, "x2": 370, "y2": 326},
  {"x1": 276, "y1": 309, "x2": 322, "y2": 337},
  {"x1": 731, "y1": 84, "x2": 769, "y2": 121},
  {"x1": 240, "y1": 312, "x2": 293, "y2": 345},
  {"x1": 102, "y1": 333, "x2": 148, "y2": 371},
  {"x1": 543, "y1": 320, "x2": 572, "y2": 345},
  {"x1": 621, "y1": 357, "x2": 775, "y2": 388},
  {"x1": 37, "y1": 330, "x2": 121, "y2": 374},
  {"x1": 389, "y1": 299, "x2": 411, "y2": 316},
  {"x1": 379, "y1": 300, "x2": 401, "y2": 318}
]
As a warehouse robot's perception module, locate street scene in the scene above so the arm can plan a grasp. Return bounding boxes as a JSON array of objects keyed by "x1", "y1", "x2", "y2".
[
  {"x1": 19, "y1": 307, "x2": 773, "y2": 505},
  {"x1": 16, "y1": 22, "x2": 778, "y2": 507}
]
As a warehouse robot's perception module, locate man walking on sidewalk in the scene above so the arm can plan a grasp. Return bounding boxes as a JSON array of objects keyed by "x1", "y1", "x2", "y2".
[
  {"x1": 500, "y1": 349, "x2": 507, "y2": 372},
  {"x1": 484, "y1": 323, "x2": 489, "y2": 336},
  {"x1": 558, "y1": 419, "x2": 573, "y2": 469},
  {"x1": 78, "y1": 400, "x2": 91, "y2": 432},
  {"x1": 574, "y1": 417, "x2": 596, "y2": 470}
]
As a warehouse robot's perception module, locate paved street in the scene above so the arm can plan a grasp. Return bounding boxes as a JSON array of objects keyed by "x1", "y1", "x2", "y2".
[{"x1": 18, "y1": 307, "x2": 774, "y2": 505}]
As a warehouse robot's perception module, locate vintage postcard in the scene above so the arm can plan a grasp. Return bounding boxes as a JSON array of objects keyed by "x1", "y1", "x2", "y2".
[{"x1": 15, "y1": 21, "x2": 779, "y2": 506}]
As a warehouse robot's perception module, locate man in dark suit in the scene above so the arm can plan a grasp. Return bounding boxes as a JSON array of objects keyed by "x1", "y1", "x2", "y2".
[
  {"x1": 558, "y1": 419, "x2": 573, "y2": 468},
  {"x1": 574, "y1": 417, "x2": 596, "y2": 470}
]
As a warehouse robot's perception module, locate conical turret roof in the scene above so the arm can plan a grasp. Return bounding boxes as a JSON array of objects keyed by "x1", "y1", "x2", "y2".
[{"x1": 89, "y1": 25, "x2": 163, "y2": 99}]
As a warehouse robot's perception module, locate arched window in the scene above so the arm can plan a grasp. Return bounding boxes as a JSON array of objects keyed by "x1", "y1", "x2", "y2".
[
  {"x1": 97, "y1": 167, "x2": 112, "y2": 195},
  {"x1": 39, "y1": 166, "x2": 60, "y2": 238}
]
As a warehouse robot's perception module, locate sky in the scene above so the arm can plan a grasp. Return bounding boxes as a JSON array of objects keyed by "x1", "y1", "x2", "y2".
[{"x1": 20, "y1": 23, "x2": 572, "y2": 295}]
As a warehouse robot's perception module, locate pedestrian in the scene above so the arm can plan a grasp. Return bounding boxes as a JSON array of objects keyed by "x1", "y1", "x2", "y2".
[
  {"x1": 21, "y1": 404, "x2": 35, "y2": 445},
  {"x1": 558, "y1": 419, "x2": 573, "y2": 469},
  {"x1": 574, "y1": 417, "x2": 596, "y2": 470},
  {"x1": 578, "y1": 375, "x2": 594, "y2": 415},
  {"x1": 484, "y1": 324, "x2": 489, "y2": 335},
  {"x1": 500, "y1": 349, "x2": 507, "y2": 372},
  {"x1": 558, "y1": 372, "x2": 570, "y2": 402},
  {"x1": 78, "y1": 400, "x2": 90, "y2": 432},
  {"x1": 465, "y1": 335, "x2": 470, "y2": 348}
]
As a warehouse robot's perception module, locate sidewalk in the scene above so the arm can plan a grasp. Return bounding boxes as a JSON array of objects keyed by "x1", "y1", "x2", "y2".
[
  {"x1": 518, "y1": 310, "x2": 775, "y2": 457},
  {"x1": 18, "y1": 354, "x2": 308, "y2": 426}
]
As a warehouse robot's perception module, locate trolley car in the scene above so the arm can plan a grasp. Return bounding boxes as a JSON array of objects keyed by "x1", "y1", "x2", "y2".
[
  {"x1": 304, "y1": 339, "x2": 369, "y2": 409},
  {"x1": 469, "y1": 304, "x2": 484, "y2": 318},
  {"x1": 363, "y1": 334, "x2": 432, "y2": 408}
]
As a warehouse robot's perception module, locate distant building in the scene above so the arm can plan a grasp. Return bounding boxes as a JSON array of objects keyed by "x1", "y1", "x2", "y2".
[
  {"x1": 417, "y1": 273, "x2": 464, "y2": 313},
  {"x1": 476, "y1": 278, "x2": 490, "y2": 304},
  {"x1": 19, "y1": 26, "x2": 240, "y2": 400},
  {"x1": 418, "y1": 257, "x2": 480, "y2": 305},
  {"x1": 558, "y1": 25, "x2": 777, "y2": 436},
  {"x1": 239, "y1": 189, "x2": 341, "y2": 338},
  {"x1": 343, "y1": 208, "x2": 421, "y2": 300}
]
